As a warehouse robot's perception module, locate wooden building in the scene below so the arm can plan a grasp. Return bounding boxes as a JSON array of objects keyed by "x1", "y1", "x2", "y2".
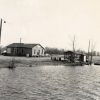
[
  {"x1": 64, "y1": 51, "x2": 86, "y2": 63},
  {"x1": 6, "y1": 43, "x2": 45, "y2": 57}
]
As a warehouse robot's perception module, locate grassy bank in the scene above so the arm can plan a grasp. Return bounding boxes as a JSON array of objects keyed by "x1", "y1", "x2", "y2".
[
  {"x1": 0, "y1": 56, "x2": 66, "y2": 68},
  {"x1": 0, "y1": 55, "x2": 100, "y2": 68}
]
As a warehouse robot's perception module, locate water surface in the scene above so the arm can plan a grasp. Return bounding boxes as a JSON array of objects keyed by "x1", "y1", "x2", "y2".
[{"x1": 0, "y1": 65, "x2": 100, "y2": 100}]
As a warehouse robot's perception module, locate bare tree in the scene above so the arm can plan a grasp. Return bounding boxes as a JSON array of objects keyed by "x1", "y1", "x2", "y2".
[
  {"x1": 90, "y1": 41, "x2": 95, "y2": 64},
  {"x1": 87, "y1": 40, "x2": 90, "y2": 63},
  {"x1": 72, "y1": 35, "x2": 76, "y2": 63},
  {"x1": 87, "y1": 40, "x2": 95, "y2": 65},
  {"x1": 72, "y1": 35, "x2": 76, "y2": 52}
]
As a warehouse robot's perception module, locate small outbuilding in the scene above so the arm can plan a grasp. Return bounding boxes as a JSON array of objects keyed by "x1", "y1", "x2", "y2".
[
  {"x1": 64, "y1": 51, "x2": 86, "y2": 63},
  {"x1": 6, "y1": 43, "x2": 45, "y2": 57}
]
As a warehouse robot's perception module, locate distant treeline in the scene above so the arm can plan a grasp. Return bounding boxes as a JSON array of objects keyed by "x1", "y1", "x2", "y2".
[
  {"x1": 45, "y1": 47, "x2": 100, "y2": 56},
  {"x1": 73, "y1": 49, "x2": 100, "y2": 56},
  {"x1": 90, "y1": 51, "x2": 100, "y2": 56},
  {"x1": 45, "y1": 47, "x2": 65, "y2": 55}
]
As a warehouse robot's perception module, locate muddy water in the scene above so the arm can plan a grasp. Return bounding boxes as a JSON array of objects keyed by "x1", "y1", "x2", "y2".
[{"x1": 0, "y1": 65, "x2": 100, "y2": 100}]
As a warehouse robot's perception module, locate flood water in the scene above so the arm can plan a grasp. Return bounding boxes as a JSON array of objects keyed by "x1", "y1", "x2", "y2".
[{"x1": 0, "y1": 65, "x2": 100, "y2": 100}]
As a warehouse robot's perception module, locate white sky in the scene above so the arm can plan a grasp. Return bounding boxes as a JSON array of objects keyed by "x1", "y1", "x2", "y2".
[{"x1": 0, "y1": 0, "x2": 100, "y2": 51}]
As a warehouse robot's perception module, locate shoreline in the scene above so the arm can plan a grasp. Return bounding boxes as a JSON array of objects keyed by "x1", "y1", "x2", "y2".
[
  {"x1": 0, "y1": 56, "x2": 66, "y2": 68},
  {"x1": 0, "y1": 55, "x2": 99, "y2": 68}
]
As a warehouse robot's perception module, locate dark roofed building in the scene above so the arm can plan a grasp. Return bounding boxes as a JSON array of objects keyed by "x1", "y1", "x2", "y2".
[
  {"x1": 64, "y1": 51, "x2": 86, "y2": 63},
  {"x1": 6, "y1": 43, "x2": 45, "y2": 57}
]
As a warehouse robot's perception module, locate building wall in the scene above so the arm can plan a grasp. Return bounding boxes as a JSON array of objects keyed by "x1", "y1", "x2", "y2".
[
  {"x1": 84, "y1": 55, "x2": 86, "y2": 62},
  {"x1": 6, "y1": 47, "x2": 32, "y2": 56},
  {"x1": 6, "y1": 44, "x2": 44, "y2": 57},
  {"x1": 23, "y1": 48, "x2": 32, "y2": 56},
  {"x1": 6, "y1": 48, "x2": 13, "y2": 56},
  {"x1": 32, "y1": 45, "x2": 44, "y2": 56},
  {"x1": 7, "y1": 48, "x2": 11, "y2": 54}
]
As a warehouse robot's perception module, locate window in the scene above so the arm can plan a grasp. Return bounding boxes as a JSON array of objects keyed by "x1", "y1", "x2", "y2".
[
  {"x1": 42, "y1": 49, "x2": 44, "y2": 54},
  {"x1": 38, "y1": 50, "x2": 40, "y2": 54},
  {"x1": 22, "y1": 49, "x2": 23, "y2": 54}
]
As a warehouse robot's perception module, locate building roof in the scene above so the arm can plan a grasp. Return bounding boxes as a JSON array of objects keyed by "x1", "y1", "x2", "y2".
[
  {"x1": 7, "y1": 43, "x2": 44, "y2": 49},
  {"x1": 64, "y1": 50, "x2": 86, "y2": 55}
]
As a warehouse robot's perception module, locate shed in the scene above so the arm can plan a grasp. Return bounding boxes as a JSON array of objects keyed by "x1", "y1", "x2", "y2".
[{"x1": 64, "y1": 51, "x2": 86, "y2": 63}]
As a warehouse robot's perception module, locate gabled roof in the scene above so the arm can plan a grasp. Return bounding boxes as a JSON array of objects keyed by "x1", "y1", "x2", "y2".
[
  {"x1": 7, "y1": 43, "x2": 25, "y2": 48},
  {"x1": 23, "y1": 44, "x2": 39, "y2": 48},
  {"x1": 7, "y1": 43, "x2": 44, "y2": 49}
]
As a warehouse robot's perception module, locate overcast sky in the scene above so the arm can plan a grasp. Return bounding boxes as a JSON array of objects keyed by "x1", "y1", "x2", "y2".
[{"x1": 0, "y1": 0, "x2": 100, "y2": 51}]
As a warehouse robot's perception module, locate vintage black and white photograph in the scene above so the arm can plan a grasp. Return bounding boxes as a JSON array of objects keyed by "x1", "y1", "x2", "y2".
[{"x1": 0, "y1": 0, "x2": 100, "y2": 100}]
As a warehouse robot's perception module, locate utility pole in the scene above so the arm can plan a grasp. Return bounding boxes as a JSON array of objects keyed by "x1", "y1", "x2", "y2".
[
  {"x1": 20, "y1": 38, "x2": 22, "y2": 44},
  {"x1": 87, "y1": 40, "x2": 90, "y2": 62},
  {"x1": 90, "y1": 41, "x2": 95, "y2": 65},
  {"x1": 87, "y1": 40, "x2": 95, "y2": 65},
  {"x1": 73, "y1": 35, "x2": 75, "y2": 52},
  {"x1": 0, "y1": 18, "x2": 6, "y2": 54},
  {"x1": 72, "y1": 35, "x2": 76, "y2": 63},
  {"x1": 0, "y1": 18, "x2": 3, "y2": 44}
]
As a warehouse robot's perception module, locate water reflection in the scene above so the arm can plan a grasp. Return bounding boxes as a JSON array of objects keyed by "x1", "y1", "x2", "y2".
[{"x1": 0, "y1": 65, "x2": 100, "y2": 99}]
